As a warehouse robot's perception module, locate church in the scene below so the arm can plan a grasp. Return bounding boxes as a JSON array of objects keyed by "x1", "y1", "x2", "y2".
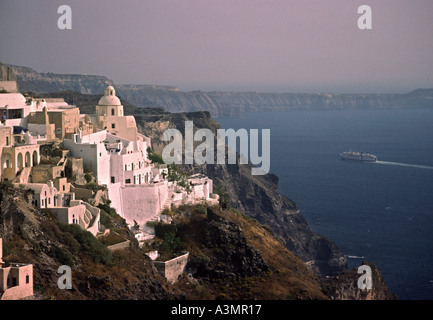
[{"x1": 64, "y1": 85, "x2": 216, "y2": 228}]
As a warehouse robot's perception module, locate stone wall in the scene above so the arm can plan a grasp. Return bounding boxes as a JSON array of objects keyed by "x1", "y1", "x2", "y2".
[
  {"x1": 70, "y1": 186, "x2": 94, "y2": 202},
  {"x1": 117, "y1": 181, "x2": 168, "y2": 227},
  {"x1": 107, "y1": 240, "x2": 131, "y2": 252},
  {"x1": 153, "y1": 252, "x2": 189, "y2": 284}
]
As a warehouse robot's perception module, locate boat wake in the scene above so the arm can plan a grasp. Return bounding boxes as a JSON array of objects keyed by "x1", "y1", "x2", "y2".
[{"x1": 374, "y1": 160, "x2": 433, "y2": 170}]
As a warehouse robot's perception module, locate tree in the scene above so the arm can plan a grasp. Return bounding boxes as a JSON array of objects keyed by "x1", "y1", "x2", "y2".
[{"x1": 133, "y1": 220, "x2": 140, "y2": 231}]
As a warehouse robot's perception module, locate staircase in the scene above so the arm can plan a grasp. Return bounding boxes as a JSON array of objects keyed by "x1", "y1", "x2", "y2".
[
  {"x1": 159, "y1": 191, "x2": 174, "y2": 214},
  {"x1": 13, "y1": 167, "x2": 32, "y2": 184}
]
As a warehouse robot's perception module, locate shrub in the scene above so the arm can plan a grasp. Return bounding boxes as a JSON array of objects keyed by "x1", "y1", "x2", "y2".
[
  {"x1": 97, "y1": 203, "x2": 117, "y2": 216},
  {"x1": 99, "y1": 209, "x2": 113, "y2": 229},
  {"x1": 145, "y1": 220, "x2": 159, "y2": 228},
  {"x1": 84, "y1": 173, "x2": 93, "y2": 183},
  {"x1": 194, "y1": 204, "x2": 207, "y2": 216},
  {"x1": 147, "y1": 147, "x2": 165, "y2": 164},
  {"x1": 193, "y1": 253, "x2": 211, "y2": 266},
  {"x1": 50, "y1": 245, "x2": 75, "y2": 266},
  {"x1": 59, "y1": 224, "x2": 112, "y2": 265},
  {"x1": 161, "y1": 232, "x2": 182, "y2": 257},
  {"x1": 154, "y1": 223, "x2": 177, "y2": 239},
  {"x1": 261, "y1": 224, "x2": 274, "y2": 235}
]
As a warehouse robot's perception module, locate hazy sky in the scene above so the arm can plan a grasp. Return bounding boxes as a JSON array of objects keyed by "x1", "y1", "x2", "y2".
[{"x1": 0, "y1": 0, "x2": 432, "y2": 93}]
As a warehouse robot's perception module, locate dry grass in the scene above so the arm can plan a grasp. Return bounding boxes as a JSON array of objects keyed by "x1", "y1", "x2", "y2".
[{"x1": 172, "y1": 205, "x2": 328, "y2": 300}]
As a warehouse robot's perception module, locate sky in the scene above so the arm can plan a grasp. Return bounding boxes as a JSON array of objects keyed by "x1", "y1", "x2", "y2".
[{"x1": 0, "y1": 0, "x2": 432, "y2": 93}]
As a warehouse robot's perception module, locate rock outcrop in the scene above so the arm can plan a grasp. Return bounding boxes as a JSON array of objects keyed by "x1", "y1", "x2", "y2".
[{"x1": 322, "y1": 261, "x2": 398, "y2": 300}]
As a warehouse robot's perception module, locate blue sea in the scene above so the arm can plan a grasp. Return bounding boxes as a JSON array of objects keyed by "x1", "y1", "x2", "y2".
[{"x1": 217, "y1": 108, "x2": 433, "y2": 300}]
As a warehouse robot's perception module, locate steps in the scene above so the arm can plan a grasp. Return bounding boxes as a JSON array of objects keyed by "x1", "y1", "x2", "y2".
[
  {"x1": 159, "y1": 193, "x2": 173, "y2": 214},
  {"x1": 13, "y1": 167, "x2": 32, "y2": 184}
]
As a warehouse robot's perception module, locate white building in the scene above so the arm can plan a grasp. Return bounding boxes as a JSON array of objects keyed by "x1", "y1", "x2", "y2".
[
  {"x1": 16, "y1": 181, "x2": 101, "y2": 237},
  {"x1": 95, "y1": 86, "x2": 141, "y2": 142},
  {"x1": 64, "y1": 129, "x2": 152, "y2": 187},
  {"x1": 64, "y1": 86, "x2": 218, "y2": 228}
]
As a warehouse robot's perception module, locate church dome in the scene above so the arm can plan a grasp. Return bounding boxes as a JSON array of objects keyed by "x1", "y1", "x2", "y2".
[{"x1": 98, "y1": 86, "x2": 121, "y2": 106}]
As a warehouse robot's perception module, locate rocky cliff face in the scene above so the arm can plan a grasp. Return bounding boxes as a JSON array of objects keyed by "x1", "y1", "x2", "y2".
[
  {"x1": 134, "y1": 111, "x2": 347, "y2": 277},
  {"x1": 7, "y1": 65, "x2": 114, "y2": 95},
  {"x1": 117, "y1": 87, "x2": 433, "y2": 117},
  {"x1": 7, "y1": 64, "x2": 433, "y2": 117},
  {"x1": 174, "y1": 205, "x2": 329, "y2": 300},
  {"x1": 322, "y1": 261, "x2": 398, "y2": 300}
]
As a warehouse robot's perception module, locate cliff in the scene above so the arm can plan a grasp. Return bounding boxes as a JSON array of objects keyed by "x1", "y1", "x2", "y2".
[
  {"x1": 7, "y1": 64, "x2": 433, "y2": 117},
  {"x1": 0, "y1": 184, "x2": 395, "y2": 300},
  {"x1": 322, "y1": 261, "x2": 398, "y2": 300},
  {"x1": 7, "y1": 65, "x2": 114, "y2": 95},
  {"x1": 171, "y1": 205, "x2": 328, "y2": 299},
  {"x1": 136, "y1": 112, "x2": 348, "y2": 277},
  {"x1": 0, "y1": 87, "x2": 398, "y2": 299},
  {"x1": 38, "y1": 90, "x2": 347, "y2": 277},
  {"x1": 117, "y1": 88, "x2": 433, "y2": 117},
  {"x1": 0, "y1": 184, "x2": 329, "y2": 300}
]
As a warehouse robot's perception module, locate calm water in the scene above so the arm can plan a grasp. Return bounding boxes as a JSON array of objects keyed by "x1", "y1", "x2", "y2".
[{"x1": 217, "y1": 108, "x2": 433, "y2": 300}]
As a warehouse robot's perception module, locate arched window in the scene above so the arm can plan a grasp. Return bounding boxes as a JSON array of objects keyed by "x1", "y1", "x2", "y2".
[
  {"x1": 25, "y1": 152, "x2": 31, "y2": 167},
  {"x1": 32, "y1": 150, "x2": 39, "y2": 166},
  {"x1": 17, "y1": 153, "x2": 24, "y2": 170},
  {"x1": 111, "y1": 108, "x2": 115, "y2": 116}
]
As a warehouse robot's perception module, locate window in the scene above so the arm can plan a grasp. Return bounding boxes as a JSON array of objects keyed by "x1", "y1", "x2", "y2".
[
  {"x1": 111, "y1": 109, "x2": 115, "y2": 116},
  {"x1": 125, "y1": 179, "x2": 131, "y2": 184},
  {"x1": 111, "y1": 123, "x2": 115, "y2": 129},
  {"x1": 6, "y1": 136, "x2": 9, "y2": 146},
  {"x1": 111, "y1": 176, "x2": 115, "y2": 183},
  {"x1": 48, "y1": 198, "x2": 50, "y2": 205},
  {"x1": 63, "y1": 185, "x2": 65, "y2": 191},
  {"x1": 26, "y1": 275, "x2": 30, "y2": 284},
  {"x1": 125, "y1": 165, "x2": 127, "y2": 171}
]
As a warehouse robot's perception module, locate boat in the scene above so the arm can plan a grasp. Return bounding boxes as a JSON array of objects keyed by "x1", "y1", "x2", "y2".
[{"x1": 340, "y1": 150, "x2": 377, "y2": 162}]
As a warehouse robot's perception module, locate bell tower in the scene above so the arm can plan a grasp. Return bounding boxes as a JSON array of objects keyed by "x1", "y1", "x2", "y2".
[{"x1": 96, "y1": 86, "x2": 124, "y2": 117}]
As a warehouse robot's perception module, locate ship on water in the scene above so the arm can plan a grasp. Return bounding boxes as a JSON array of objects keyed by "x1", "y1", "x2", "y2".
[{"x1": 340, "y1": 150, "x2": 377, "y2": 162}]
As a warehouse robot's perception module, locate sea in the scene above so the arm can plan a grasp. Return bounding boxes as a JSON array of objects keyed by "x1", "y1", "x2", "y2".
[{"x1": 216, "y1": 108, "x2": 433, "y2": 300}]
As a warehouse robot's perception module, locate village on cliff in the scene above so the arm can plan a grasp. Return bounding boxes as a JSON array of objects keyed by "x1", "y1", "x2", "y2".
[{"x1": 0, "y1": 63, "x2": 218, "y2": 299}]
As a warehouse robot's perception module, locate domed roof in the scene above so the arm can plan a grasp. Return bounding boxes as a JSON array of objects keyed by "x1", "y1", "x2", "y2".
[{"x1": 97, "y1": 86, "x2": 121, "y2": 106}]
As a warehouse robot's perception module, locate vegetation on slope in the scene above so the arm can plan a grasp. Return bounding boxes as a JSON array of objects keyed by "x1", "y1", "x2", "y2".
[
  {"x1": 0, "y1": 185, "x2": 174, "y2": 300},
  {"x1": 145, "y1": 203, "x2": 328, "y2": 300}
]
